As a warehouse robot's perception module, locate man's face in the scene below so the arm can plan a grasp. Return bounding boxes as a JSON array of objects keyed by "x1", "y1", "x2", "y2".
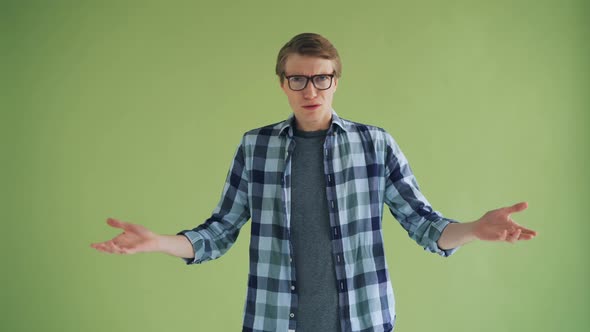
[{"x1": 280, "y1": 54, "x2": 338, "y2": 131}]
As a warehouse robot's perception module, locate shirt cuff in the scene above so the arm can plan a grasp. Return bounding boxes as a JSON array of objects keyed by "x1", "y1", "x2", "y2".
[
  {"x1": 429, "y1": 218, "x2": 461, "y2": 257},
  {"x1": 176, "y1": 230, "x2": 205, "y2": 265}
]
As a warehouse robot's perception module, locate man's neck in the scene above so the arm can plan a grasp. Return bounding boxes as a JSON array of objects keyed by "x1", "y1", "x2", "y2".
[{"x1": 293, "y1": 117, "x2": 331, "y2": 132}]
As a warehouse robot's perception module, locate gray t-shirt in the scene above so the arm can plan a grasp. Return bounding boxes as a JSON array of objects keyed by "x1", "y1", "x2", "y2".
[{"x1": 291, "y1": 127, "x2": 340, "y2": 332}]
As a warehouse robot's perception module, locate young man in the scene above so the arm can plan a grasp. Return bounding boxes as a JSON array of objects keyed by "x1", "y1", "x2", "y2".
[{"x1": 91, "y1": 33, "x2": 537, "y2": 332}]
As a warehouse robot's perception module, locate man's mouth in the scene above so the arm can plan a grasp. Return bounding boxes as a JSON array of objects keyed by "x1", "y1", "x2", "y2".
[{"x1": 302, "y1": 104, "x2": 321, "y2": 110}]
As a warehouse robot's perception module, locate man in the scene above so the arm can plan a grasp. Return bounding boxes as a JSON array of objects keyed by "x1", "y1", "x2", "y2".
[{"x1": 91, "y1": 33, "x2": 537, "y2": 332}]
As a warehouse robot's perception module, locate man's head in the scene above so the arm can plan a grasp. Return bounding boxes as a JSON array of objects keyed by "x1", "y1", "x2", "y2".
[
  {"x1": 275, "y1": 33, "x2": 342, "y2": 85},
  {"x1": 276, "y1": 33, "x2": 342, "y2": 131}
]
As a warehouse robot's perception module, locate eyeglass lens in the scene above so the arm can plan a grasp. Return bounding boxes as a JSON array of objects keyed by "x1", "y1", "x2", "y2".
[{"x1": 288, "y1": 75, "x2": 333, "y2": 91}]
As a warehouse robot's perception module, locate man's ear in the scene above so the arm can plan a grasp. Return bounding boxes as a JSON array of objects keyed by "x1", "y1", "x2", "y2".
[
  {"x1": 279, "y1": 79, "x2": 287, "y2": 94},
  {"x1": 333, "y1": 78, "x2": 338, "y2": 92}
]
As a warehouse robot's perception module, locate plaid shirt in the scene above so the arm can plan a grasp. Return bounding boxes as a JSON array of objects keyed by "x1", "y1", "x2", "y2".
[{"x1": 178, "y1": 110, "x2": 459, "y2": 332}]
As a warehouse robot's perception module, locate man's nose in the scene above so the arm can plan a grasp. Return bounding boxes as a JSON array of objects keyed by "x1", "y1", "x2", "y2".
[{"x1": 302, "y1": 82, "x2": 318, "y2": 99}]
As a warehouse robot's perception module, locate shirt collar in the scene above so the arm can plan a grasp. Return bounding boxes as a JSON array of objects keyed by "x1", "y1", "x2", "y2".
[{"x1": 278, "y1": 109, "x2": 348, "y2": 137}]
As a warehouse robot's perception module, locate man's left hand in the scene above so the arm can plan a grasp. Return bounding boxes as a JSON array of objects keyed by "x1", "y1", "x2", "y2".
[{"x1": 473, "y1": 202, "x2": 537, "y2": 243}]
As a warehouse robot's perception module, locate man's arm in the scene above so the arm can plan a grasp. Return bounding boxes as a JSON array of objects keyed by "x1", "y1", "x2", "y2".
[
  {"x1": 176, "y1": 139, "x2": 251, "y2": 264},
  {"x1": 437, "y1": 202, "x2": 537, "y2": 250},
  {"x1": 382, "y1": 132, "x2": 460, "y2": 256}
]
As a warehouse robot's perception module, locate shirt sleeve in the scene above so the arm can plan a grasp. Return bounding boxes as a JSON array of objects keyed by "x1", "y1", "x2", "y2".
[
  {"x1": 382, "y1": 133, "x2": 459, "y2": 257},
  {"x1": 177, "y1": 138, "x2": 251, "y2": 264}
]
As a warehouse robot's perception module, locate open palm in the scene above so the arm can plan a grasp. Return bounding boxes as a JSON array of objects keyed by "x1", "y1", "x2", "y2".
[
  {"x1": 473, "y1": 202, "x2": 537, "y2": 243},
  {"x1": 91, "y1": 218, "x2": 159, "y2": 254}
]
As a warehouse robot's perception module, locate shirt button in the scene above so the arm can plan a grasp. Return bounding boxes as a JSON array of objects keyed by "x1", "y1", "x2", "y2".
[
  {"x1": 291, "y1": 285, "x2": 295, "y2": 291},
  {"x1": 290, "y1": 313, "x2": 295, "y2": 318}
]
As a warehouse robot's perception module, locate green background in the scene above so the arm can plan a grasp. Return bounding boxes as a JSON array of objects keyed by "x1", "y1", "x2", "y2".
[{"x1": 3, "y1": 0, "x2": 589, "y2": 331}]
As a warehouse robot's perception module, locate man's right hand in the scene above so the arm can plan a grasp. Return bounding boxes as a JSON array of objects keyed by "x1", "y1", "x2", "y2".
[{"x1": 90, "y1": 218, "x2": 160, "y2": 255}]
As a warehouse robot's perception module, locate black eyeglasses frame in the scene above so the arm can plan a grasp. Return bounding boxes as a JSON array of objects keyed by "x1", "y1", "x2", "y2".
[{"x1": 282, "y1": 72, "x2": 336, "y2": 91}]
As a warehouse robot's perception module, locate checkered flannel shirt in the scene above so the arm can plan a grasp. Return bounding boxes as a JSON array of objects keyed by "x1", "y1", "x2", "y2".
[{"x1": 178, "y1": 110, "x2": 459, "y2": 332}]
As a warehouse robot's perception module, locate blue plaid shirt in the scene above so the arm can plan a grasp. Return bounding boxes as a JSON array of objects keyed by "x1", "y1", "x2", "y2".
[{"x1": 178, "y1": 110, "x2": 459, "y2": 332}]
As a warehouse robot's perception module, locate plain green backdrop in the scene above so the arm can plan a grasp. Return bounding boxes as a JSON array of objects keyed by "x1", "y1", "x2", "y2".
[{"x1": 2, "y1": 0, "x2": 589, "y2": 331}]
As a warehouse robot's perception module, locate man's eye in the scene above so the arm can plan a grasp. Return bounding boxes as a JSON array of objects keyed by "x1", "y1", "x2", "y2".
[
  {"x1": 290, "y1": 77, "x2": 306, "y2": 83},
  {"x1": 315, "y1": 75, "x2": 329, "y2": 81}
]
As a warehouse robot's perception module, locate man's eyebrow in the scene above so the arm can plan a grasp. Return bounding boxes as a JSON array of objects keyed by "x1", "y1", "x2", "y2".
[{"x1": 285, "y1": 72, "x2": 334, "y2": 76}]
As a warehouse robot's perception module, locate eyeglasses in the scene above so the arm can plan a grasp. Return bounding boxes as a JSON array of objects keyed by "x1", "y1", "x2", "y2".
[{"x1": 283, "y1": 72, "x2": 335, "y2": 91}]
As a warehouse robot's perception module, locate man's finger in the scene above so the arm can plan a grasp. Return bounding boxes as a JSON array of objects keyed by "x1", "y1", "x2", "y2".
[
  {"x1": 507, "y1": 229, "x2": 521, "y2": 243},
  {"x1": 518, "y1": 227, "x2": 537, "y2": 236},
  {"x1": 498, "y1": 229, "x2": 508, "y2": 241},
  {"x1": 505, "y1": 202, "x2": 528, "y2": 215},
  {"x1": 105, "y1": 241, "x2": 124, "y2": 254},
  {"x1": 107, "y1": 218, "x2": 133, "y2": 231},
  {"x1": 518, "y1": 233, "x2": 535, "y2": 240},
  {"x1": 92, "y1": 242, "x2": 110, "y2": 253},
  {"x1": 90, "y1": 243, "x2": 102, "y2": 251}
]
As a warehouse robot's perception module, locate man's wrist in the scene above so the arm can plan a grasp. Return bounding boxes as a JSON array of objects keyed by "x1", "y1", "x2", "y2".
[
  {"x1": 464, "y1": 221, "x2": 479, "y2": 242},
  {"x1": 156, "y1": 234, "x2": 195, "y2": 259},
  {"x1": 438, "y1": 221, "x2": 478, "y2": 250},
  {"x1": 155, "y1": 234, "x2": 179, "y2": 255}
]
